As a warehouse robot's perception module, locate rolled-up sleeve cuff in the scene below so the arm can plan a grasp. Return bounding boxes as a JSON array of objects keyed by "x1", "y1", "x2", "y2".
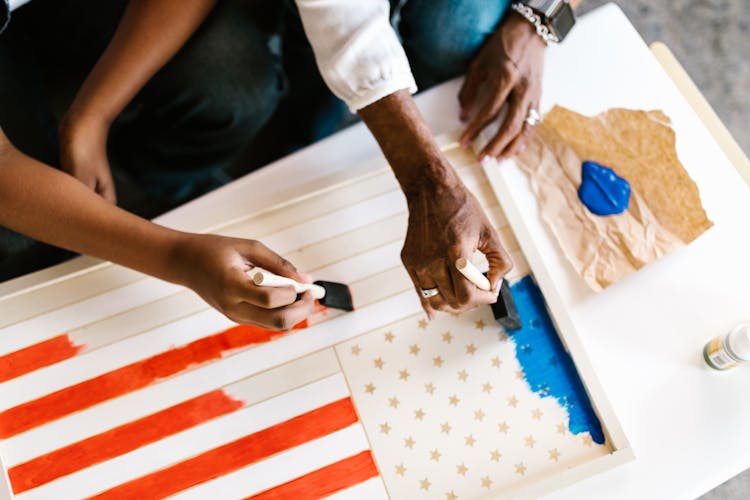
[{"x1": 345, "y1": 70, "x2": 417, "y2": 113}]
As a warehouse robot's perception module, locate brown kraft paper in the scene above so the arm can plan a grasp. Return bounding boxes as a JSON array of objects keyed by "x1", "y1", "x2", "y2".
[{"x1": 514, "y1": 106, "x2": 712, "y2": 291}]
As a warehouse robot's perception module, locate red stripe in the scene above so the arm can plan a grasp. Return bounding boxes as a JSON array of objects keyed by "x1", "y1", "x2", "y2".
[
  {"x1": 0, "y1": 323, "x2": 295, "y2": 438},
  {"x1": 8, "y1": 390, "x2": 243, "y2": 493},
  {"x1": 88, "y1": 397, "x2": 358, "y2": 500},
  {"x1": 0, "y1": 334, "x2": 84, "y2": 382},
  {"x1": 247, "y1": 451, "x2": 378, "y2": 500}
]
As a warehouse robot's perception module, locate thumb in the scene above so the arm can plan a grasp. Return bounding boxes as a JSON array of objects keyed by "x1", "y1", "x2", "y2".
[
  {"x1": 478, "y1": 230, "x2": 513, "y2": 293},
  {"x1": 244, "y1": 240, "x2": 310, "y2": 283}
]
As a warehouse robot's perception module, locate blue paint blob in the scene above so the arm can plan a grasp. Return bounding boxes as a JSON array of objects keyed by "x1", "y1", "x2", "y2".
[
  {"x1": 509, "y1": 276, "x2": 605, "y2": 444},
  {"x1": 578, "y1": 161, "x2": 631, "y2": 216}
]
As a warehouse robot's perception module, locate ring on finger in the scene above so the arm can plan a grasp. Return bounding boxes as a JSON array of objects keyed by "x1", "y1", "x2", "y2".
[
  {"x1": 525, "y1": 107, "x2": 541, "y2": 127},
  {"x1": 420, "y1": 287, "x2": 440, "y2": 299}
]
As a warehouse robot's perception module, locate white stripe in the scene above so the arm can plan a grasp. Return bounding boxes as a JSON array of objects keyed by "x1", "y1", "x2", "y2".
[
  {"x1": 69, "y1": 291, "x2": 208, "y2": 352},
  {"x1": 0, "y1": 276, "x2": 176, "y2": 357},
  {"x1": 312, "y1": 241, "x2": 402, "y2": 284},
  {"x1": 0, "y1": 309, "x2": 233, "y2": 411},
  {"x1": 262, "y1": 190, "x2": 406, "y2": 252},
  {"x1": 171, "y1": 424, "x2": 370, "y2": 499},
  {"x1": 17, "y1": 374, "x2": 350, "y2": 500},
  {"x1": 325, "y1": 477, "x2": 389, "y2": 500}
]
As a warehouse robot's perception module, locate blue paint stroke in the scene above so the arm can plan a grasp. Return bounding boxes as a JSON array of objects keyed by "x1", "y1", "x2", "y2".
[
  {"x1": 509, "y1": 276, "x2": 605, "y2": 444},
  {"x1": 578, "y1": 160, "x2": 631, "y2": 216}
]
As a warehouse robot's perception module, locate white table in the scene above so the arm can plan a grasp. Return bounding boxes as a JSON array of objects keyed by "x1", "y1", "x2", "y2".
[{"x1": 2, "y1": 4, "x2": 749, "y2": 499}]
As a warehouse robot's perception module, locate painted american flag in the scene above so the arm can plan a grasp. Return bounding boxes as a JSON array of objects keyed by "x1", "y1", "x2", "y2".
[{"x1": 0, "y1": 142, "x2": 607, "y2": 499}]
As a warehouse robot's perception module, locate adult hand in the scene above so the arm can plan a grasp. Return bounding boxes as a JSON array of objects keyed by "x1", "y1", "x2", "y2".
[
  {"x1": 171, "y1": 233, "x2": 315, "y2": 330},
  {"x1": 59, "y1": 112, "x2": 117, "y2": 204},
  {"x1": 459, "y1": 11, "x2": 546, "y2": 159},
  {"x1": 401, "y1": 165, "x2": 513, "y2": 319}
]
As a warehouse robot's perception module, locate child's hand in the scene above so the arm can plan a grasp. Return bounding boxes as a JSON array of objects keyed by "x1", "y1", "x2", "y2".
[{"x1": 170, "y1": 233, "x2": 315, "y2": 331}]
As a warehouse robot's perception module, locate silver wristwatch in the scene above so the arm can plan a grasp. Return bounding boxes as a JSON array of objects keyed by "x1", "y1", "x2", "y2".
[{"x1": 511, "y1": 0, "x2": 576, "y2": 44}]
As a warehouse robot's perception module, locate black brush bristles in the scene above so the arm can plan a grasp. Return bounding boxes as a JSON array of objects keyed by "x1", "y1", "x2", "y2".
[
  {"x1": 314, "y1": 280, "x2": 354, "y2": 311},
  {"x1": 490, "y1": 278, "x2": 522, "y2": 331}
]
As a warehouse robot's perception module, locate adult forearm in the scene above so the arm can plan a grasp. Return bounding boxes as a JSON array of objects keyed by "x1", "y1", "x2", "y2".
[
  {"x1": 66, "y1": 0, "x2": 217, "y2": 124},
  {"x1": 0, "y1": 143, "x2": 184, "y2": 283},
  {"x1": 358, "y1": 89, "x2": 460, "y2": 196}
]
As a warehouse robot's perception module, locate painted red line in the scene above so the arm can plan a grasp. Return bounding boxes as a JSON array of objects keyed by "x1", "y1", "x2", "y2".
[
  {"x1": 0, "y1": 334, "x2": 84, "y2": 383},
  {"x1": 0, "y1": 323, "x2": 295, "y2": 438},
  {"x1": 247, "y1": 450, "x2": 378, "y2": 500},
  {"x1": 88, "y1": 397, "x2": 358, "y2": 500},
  {"x1": 8, "y1": 390, "x2": 243, "y2": 494}
]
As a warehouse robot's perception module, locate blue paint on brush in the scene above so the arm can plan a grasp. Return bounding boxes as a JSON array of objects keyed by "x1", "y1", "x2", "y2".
[
  {"x1": 509, "y1": 276, "x2": 605, "y2": 444},
  {"x1": 578, "y1": 161, "x2": 631, "y2": 216}
]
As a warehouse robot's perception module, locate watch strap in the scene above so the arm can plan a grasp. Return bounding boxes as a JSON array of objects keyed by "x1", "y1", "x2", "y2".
[{"x1": 511, "y1": 2, "x2": 559, "y2": 44}]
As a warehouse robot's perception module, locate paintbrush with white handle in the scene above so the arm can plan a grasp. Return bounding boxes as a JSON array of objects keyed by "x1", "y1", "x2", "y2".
[
  {"x1": 250, "y1": 268, "x2": 354, "y2": 311},
  {"x1": 455, "y1": 257, "x2": 522, "y2": 330}
]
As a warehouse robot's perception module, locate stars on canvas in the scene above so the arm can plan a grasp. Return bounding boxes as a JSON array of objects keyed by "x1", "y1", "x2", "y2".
[{"x1": 336, "y1": 306, "x2": 609, "y2": 499}]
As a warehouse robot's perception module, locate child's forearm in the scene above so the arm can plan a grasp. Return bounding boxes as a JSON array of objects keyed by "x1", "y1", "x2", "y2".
[
  {"x1": 0, "y1": 138, "x2": 185, "y2": 283},
  {"x1": 66, "y1": 0, "x2": 218, "y2": 126}
]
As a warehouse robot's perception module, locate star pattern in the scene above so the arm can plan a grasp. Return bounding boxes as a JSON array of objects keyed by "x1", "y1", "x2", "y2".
[{"x1": 336, "y1": 304, "x2": 609, "y2": 499}]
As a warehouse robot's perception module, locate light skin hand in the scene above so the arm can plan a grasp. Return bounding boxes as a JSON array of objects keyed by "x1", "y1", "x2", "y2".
[
  {"x1": 359, "y1": 90, "x2": 513, "y2": 319},
  {"x1": 0, "y1": 131, "x2": 312, "y2": 331},
  {"x1": 459, "y1": 11, "x2": 546, "y2": 159}
]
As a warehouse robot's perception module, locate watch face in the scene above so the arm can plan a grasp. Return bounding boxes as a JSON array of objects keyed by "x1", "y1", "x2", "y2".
[
  {"x1": 550, "y1": 2, "x2": 576, "y2": 41},
  {"x1": 524, "y1": 0, "x2": 576, "y2": 42},
  {"x1": 525, "y1": 0, "x2": 563, "y2": 18}
]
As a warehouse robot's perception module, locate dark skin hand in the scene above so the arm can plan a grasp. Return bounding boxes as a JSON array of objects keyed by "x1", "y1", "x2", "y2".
[
  {"x1": 360, "y1": 90, "x2": 513, "y2": 319},
  {"x1": 459, "y1": 11, "x2": 547, "y2": 159}
]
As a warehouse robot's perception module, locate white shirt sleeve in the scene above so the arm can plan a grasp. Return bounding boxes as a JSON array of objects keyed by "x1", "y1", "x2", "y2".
[{"x1": 295, "y1": 0, "x2": 417, "y2": 112}]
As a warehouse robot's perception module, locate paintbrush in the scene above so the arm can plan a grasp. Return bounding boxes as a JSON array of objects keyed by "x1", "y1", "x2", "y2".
[
  {"x1": 250, "y1": 268, "x2": 354, "y2": 312},
  {"x1": 455, "y1": 258, "x2": 522, "y2": 331}
]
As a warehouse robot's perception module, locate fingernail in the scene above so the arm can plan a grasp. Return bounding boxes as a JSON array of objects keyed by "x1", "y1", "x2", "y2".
[
  {"x1": 518, "y1": 143, "x2": 527, "y2": 154},
  {"x1": 493, "y1": 280, "x2": 502, "y2": 293},
  {"x1": 427, "y1": 311, "x2": 435, "y2": 321},
  {"x1": 460, "y1": 139, "x2": 470, "y2": 150},
  {"x1": 480, "y1": 155, "x2": 492, "y2": 167},
  {"x1": 298, "y1": 272, "x2": 313, "y2": 283},
  {"x1": 459, "y1": 108, "x2": 468, "y2": 121}
]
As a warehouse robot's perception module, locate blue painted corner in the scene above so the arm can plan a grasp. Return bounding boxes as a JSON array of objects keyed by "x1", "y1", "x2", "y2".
[{"x1": 509, "y1": 276, "x2": 605, "y2": 444}]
